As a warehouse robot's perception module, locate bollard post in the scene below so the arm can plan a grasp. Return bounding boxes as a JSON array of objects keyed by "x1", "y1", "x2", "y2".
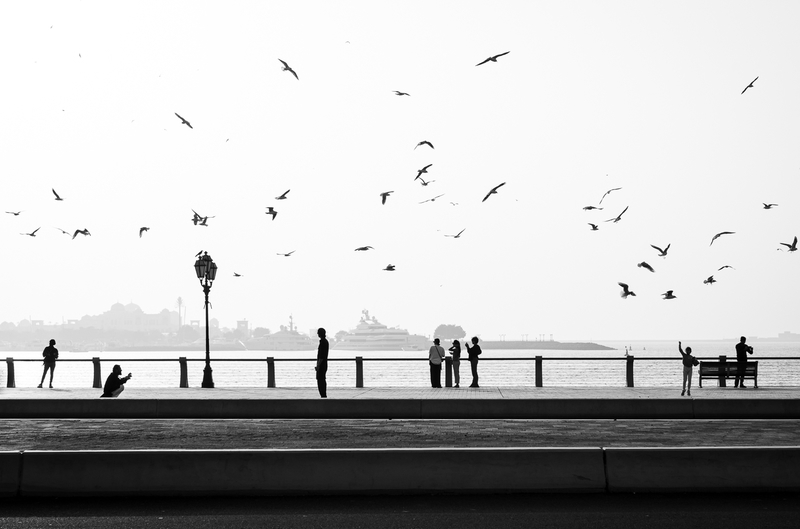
[
  {"x1": 179, "y1": 357, "x2": 188, "y2": 388},
  {"x1": 718, "y1": 355, "x2": 727, "y2": 387},
  {"x1": 267, "y1": 357, "x2": 275, "y2": 388},
  {"x1": 92, "y1": 357, "x2": 102, "y2": 388},
  {"x1": 445, "y1": 356, "x2": 452, "y2": 387},
  {"x1": 355, "y1": 356, "x2": 363, "y2": 388},
  {"x1": 5, "y1": 358, "x2": 15, "y2": 388},
  {"x1": 535, "y1": 356, "x2": 543, "y2": 387},
  {"x1": 626, "y1": 355, "x2": 634, "y2": 387}
]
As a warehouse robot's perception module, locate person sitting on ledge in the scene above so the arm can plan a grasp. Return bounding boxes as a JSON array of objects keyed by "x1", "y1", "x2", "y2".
[{"x1": 101, "y1": 364, "x2": 132, "y2": 398}]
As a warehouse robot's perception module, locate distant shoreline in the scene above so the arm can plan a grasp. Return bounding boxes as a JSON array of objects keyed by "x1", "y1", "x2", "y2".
[{"x1": 480, "y1": 341, "x2": 614, "y2": 351}]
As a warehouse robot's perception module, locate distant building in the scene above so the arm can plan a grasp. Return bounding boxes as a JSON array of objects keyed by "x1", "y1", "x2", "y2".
[
  {"x1": 74, "y1": 303, "x2": 178, "y2": 332},
  {"x1": 778, "y1": 331, "x2": 800, "y2": 341}
]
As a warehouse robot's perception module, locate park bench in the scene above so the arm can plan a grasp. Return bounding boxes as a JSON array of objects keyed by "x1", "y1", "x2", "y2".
[{"x1": 698, "y1": 361, "x2": 758, "y2": 388}]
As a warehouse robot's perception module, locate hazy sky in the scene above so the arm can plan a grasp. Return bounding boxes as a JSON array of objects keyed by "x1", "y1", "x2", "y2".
[{"x1": 2, "y1": 1, "x2": 799, "y2": 341}]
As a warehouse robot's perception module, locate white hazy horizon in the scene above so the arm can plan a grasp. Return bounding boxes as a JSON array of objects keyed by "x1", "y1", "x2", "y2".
[{"x1": 2, "y1": 1, "x2": 799, "y2": 341}]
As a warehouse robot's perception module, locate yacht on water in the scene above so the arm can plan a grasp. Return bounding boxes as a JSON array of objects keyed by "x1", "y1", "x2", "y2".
[
  {"x1": 250, "y1": 315, "x2": 316, "y2": 351},
  {"x1": 334, "y1": 309, "x2": 430, "y2": 351}
]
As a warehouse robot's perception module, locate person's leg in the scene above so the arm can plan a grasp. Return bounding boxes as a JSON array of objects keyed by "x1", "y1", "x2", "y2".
[
  {"x1": 682, "y1": 367, "x2": 688, "y2": 395},
  {"x1": 687, "y1": 367, "x2": 693, "y2": 395},
  {"x1": 738, "y1": 361, "x2": 747, "y2": 387},
  {"x1": 435, "y1": 363, "x2": 442, "y2": 387},
  {"x1": 453, "y1": 362, "x2": 460, "y2": 387},
  {"x1": 470, "y1": 360, "x2": 479, "y2": 387},
  {"x1": 48, "y1": 364, "x2": 55, "y2": 387},
  {"x1": 317, "y1": 365, "x2": 327, "y2": 398},
  {"x1": 111, "y1": 385, "x2": 125, "y2": 398}
]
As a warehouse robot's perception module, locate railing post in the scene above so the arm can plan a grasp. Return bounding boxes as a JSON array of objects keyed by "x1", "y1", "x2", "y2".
[
  {"x1": 5, "y1": 358, "x2": 15, "y2": 388},
  {"x1": 626, "y1": 355, "x2": 634, "y2": 387},
  {"x1": 179, "y1": 357, "x2": 188, "y2": 388},
  {"x1": 92, "y1": 357, "x2": 102, "y2": 388},
  {"x1": 718, "y1": 355, "x2": 727, "y2": 387},
  {"x1": 267, "y1": 357, "x2": 275, "y2": 388},
  {"x1": 445, "y1": 355, "x2": 453, "y2": 387},
  {"x1": 535, "y1": 356, "x2": 543, "y2": 387},
  {"x1": 355, "y1": 356, "x2": 363, "y2": 388}
]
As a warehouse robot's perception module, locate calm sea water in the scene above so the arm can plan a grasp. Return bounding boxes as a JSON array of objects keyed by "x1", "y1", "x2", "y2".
[{"x1": 3, "y1": 341, "x2": 800, "y2": 389}]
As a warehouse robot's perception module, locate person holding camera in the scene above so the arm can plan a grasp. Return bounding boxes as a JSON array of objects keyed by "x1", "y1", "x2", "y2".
[
  {"x1": 101, "y1": 364, "x2": 132, "y2": 398},
  {"x1": 734, "y1": 336, "x2": 754, "y2": 388},
  {"x1": 678, "y1": 341, "x2": 698, "y2": 396}
]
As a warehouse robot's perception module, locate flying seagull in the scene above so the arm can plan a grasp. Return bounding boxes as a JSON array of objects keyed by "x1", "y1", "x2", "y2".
[
  {"x1": 637, "y1": 262, "x2": 655, "y2": 273},
  {"x1": 174, "y1": 113, "x2": 192, "y2": 129},
  {"x1": 710, "y1": 231, "x2": 735, "y2": 246},
  {"x1": 275, "y1": 190, "x2": 290, "y2": 200},
  {"x1": 779, "y1": 236, "x2": 798, "y2": 252},
  {"x1": 233, "y1": 272, "x2": 242, "y2": 277},
  {"x1": 599, "y1": 187, "x2": 622, "y2": 204},
  {"x1": 476, "y1": 51, "x2": 510, "y2": 66},
  {"x1": 704, "y1": 275, "x2": 716, "y2": 285},
  {"x1": 195, "y1": 250, "x2": 204, "y2": 258},
  {"x1": 662, "y1": 290, "x2": 677, "y2": 300},
  {"x1": 72, "y1": 228, "x2": 91, "y2": 239},
  {"x1": 380, "y1": 191, "x2": 393, "y2": 205},
  {"x1": 763, "y1": 203, "x2": 778, "y2": 209},
  {"x1": 383, "y1": 264, "x2": 396, "y2": 271},
  {"x1": 741, "y1": 76, "x2": 758, "y2": 95},
  {"x1": 418, "y1": 178, "x2": 435, "y2": 186},
  {"x1": 191, "y1": 210, "x2": 214, "y2": 226},
  {"x1": 605, "y1": 206, "x2": 629, "y2": 223},
  {"x1": 718, "y1": 265, "x2": 735, "y2": 271},
  {"x1": 618, "y1": 282, "x2": 636, "y2": 299},
  {"x1": 139, "y1": 227, "x2": 150, "y2": 238},
  {"x1": 393, "y1": 90, "x2": 410, "y2": 96},
  {"x1": 5, "y1": 211, "x2": 21, "y2": 216},
  {"x1": 265, "y1": 207, "x2": 278, "y2": 220},
  {"x1": 415, "y1": 164, "x2": 432, "y2": 181},
  {"x1": 588, "y1": 223, "x2": 599, "y2": 231},
  {"x1": 445, "y1": 229, "x2": 466, "y2": 239},
  {"x1": 415, "y1": 141, "x2": 434, "y2": 150},
  {"x1": 278, "y1": 59, "x2": 298, "y2": 80},
  {"x1": 651, "y1": 243, "x2": 671, "y2": 257},
  {"x1": 52, "y1": 188, "x2": 63, "y2": 201},
  {"x1": 21, "y1": 228, "x2": 40, "y2": 237},
  {"x1": 354, "y1": 246, "x2": 374, "y2": 251},
  {"x1": 419, "y1": 194, "x2": 444, "y2": 204},
  {"x1": 482, "y1": 182, "x2": 506, "y2": 202},
  {"x1": 583, "y1": 206, "x2": 603, "y2": 211},
  {"x1": 277, "y1": 251, "x2": 295, "y2": 257},
  {"x1": 54, "y1": 227, "x2": 70, "y2": 236}
]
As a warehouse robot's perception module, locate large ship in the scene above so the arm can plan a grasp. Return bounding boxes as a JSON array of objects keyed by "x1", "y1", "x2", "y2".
[
  {"x1": 247, "y1": 315, "x2": 316, "y2": 351},
  {"x1": 334, "y1": 309, "x2": 430, "y2": 351}
]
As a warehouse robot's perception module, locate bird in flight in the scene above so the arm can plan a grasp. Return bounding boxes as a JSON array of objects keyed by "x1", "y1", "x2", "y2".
[
  {"x1": 482, "y1": 182, "x2": 506, "y2": 202},
  {"x1": 383, "y1": 264, "x2": 396, "y2": 271},
  {"x1": 605, "y1": 206, "x2": 629, "y2": 223},
  {"x1": 5, "y1": 211, "x2": 21, "y2": 216},
  {"x1": 233, "y1": 272, "x2": 242, "y2": 277},
  {"x1": 174, "y1": 113, "x2": 192, "y2": 129},
  {"x1": 354, "y1": 246, "x2": 374, "y2": 251},
  {"x1": 741, "y1": 76, "x2": 758, "y2": 94},
  {"x1": 21, "y1": 228, "x2": 40, "y2": 237},
  {"x1": 704, "y1": 275, "x2": 716, "y2": 285},
  {"x1": 195, "y1": 250, "x2": 204, "y2": 258},
  {"x1": 418, "y1": 178, "x2": 435, "y2": 186},
  {"x1": 445, "y1": 229, "x2": 466, "y2": 239},
  {"x1": 380, "y1": 191, "x2": 393, "y2": 205},
  {"x1": 191, "y1": 210, "x2": 214, "y2": 226},
  {"x1": 583, "y1": 206, "x2": 603, "y2": 211},
  {"x1": 662, "y1": 290, "x2": 677, "y2": 300},
  {"x1": 72, "y1": 228, "x2": 91, "y2": 239},
  {"x1": 52, "y1": 188, "x2": 63, "y2": 201},
  {"x1": 651, "y1": 243, "x2": 670, "y2": 257},
  {"x1": 277, "y1": 251, "x2": 295, "y2": 257},
  {"x1": 599, "y1": 187, "x2": 622, "y2": 204},
  {"x1": 476, "y1": 51, "x2": 510, "y2": 66},
  {"x1": 393, "y1": 90, "x2": 410, "y2": 96},
  {"x1": 763, "y1": 203, "x2": 778, "y2": 209},
  {"x1": 139, "y1": 227, "x2": 150, "y2": 238},
  {"x1": 415, "y1": 141, "x2": 434, "y2": 150},
  {"x1": 710, "y1": 231, "x2": 735, "y2": 246},
  {"x1": 588, "y1": 223, "x2": 599, "y2": 231},
  {"x1": 718, "y1": 265, "x2": 735, "y2": 271},
  {"x1": 275, "y1": 190, "x2": 290, "y2": 200},
  {"x1": 618, "y1": 282, "x2": 636, "y2": 299},
  {"x1": 54, "y1": 227, "x2": 70, "y2": 236},
  {"x1": 265, "y1": 207, "x2": 278, "y2": 220},
  {"x1": 419, "y1": 194, "x2": 444, "y2": 204},
  {"x1": 637, "y1": 262, "x2": 655, "y2": 273},
  {"x1": 779, "y1": 236, "x2": 798, "y2": 252},
  {"x1": 415, "y1": 164, "x2": 432, "y2": 181},
  {"x1": 278, "y1": 59, "x2": 298, "y2": 80}
]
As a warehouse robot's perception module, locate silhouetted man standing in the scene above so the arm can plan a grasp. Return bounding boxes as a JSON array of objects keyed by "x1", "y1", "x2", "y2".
[
  {"x1": 38, "y1": 339, "x2": 58, "y2": 388},
  {"x1": 316, "y1": 328, "x2": 329, "y2": 398},
  {"x1": 734, "y1": 336, "x2": 753, "y2": 388}
]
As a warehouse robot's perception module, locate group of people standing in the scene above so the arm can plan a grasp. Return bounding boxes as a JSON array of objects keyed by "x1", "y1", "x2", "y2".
[
  {"x1": 678, "y1": 336, "x2": 754, "y2": 396},
  {"x1": 428, "y1": 337, "x2": 481, "y2": 389}
]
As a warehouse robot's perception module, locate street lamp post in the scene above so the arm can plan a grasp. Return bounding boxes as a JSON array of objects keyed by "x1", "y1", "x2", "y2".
[{"x1": 194, "y1": 252, "x2": 218, "y2": 388}]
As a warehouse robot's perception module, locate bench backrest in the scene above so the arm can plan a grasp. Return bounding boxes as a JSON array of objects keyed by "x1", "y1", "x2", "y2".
[{"x1": 698, "y1": 361, "x2": 758, "y2": 376}]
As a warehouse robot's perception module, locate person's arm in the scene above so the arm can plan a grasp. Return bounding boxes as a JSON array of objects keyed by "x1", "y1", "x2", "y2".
[
  {"x1": 439, "y1": 346, "x2": 445, "y2": 360},
  {"x1": 678, "y1": 341, "x2": 685, "y2": 357}
]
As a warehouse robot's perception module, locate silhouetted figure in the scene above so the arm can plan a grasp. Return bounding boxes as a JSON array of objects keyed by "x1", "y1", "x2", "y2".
[
  {"x1": 38, "y1": 339, "x2": 58, "y2": 388},
  {"x1": 316, "y1": 328, "x2": 329, "y2": 398},
  {"x1": 449, "y1": 340, "x2": 462, "y2": 388},
  {"x1": 678, "y1": 341, "x2": 698, "y2": 396},
  {"x1": 464, "y1": 336, "x2": 482, "y2": 388},
  {"x1": 734, "y1": 336, "x2": 754, "y2": 388},
  {"x1": 428, "y1": 338, "x2": 445, "y2": 388},
  {"x1": 101, "y1": 365, "x2": 132, "y2": 398}
]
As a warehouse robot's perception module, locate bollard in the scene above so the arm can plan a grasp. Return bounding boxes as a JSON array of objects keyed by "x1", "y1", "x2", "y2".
[
  {"x1": 355, "y1": 356, "x2": 364, "y2": 388},
  {"x1": 445, "y1": 356, "x2": 452, "y2": 387},
  {"x1": 718, "y1": 355, "x2": 727, "y2": 387},
  {"x1": 626, "y1": 355, "x2": 634, "y2": 387},
  {"x1": 5, "y1": 358, "x2": 15, "y2": 388},
  {"x1": 179, "y1": 357, "x2": 188, "y2": 388},
  {"x1": 267, "y1": 357, "x2": 275, "y2": 388},
  {"x1": 92, "y1": 357, "x2": 102, "y2": 388},
  {"x1": 535, "y1": 356, "x2": 543, "y2": 387}
]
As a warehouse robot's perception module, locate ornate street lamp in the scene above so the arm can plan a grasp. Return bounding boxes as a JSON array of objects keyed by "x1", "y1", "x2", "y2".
[{"x1": 194, "y1": 252, "x2": 218, "y2": 388}]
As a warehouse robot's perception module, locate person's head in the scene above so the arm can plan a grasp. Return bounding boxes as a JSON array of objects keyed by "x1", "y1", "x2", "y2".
[
  {"x1": 453, "y1": 340, "x2": 460, "y2": 346},
  {"x1": 686, "y1": 346, "x2": 692, "y2": 354},
  {"x1": 112, "y1": 364, "x2": 122, "y2": 375},
  {"x1": 433, "y1": 338, "x2": 440, "y2": 345},
  {"x1": 317, "y1": 328, "x2": 326, "y2": 338},
  {"x1": 471, "y1": 336, "x2": 479, "y2": 345},
  {"x1": 49, "y1": 339, "x2": 56, "y2": 346},
  {"x1": 740, "y1": 336, "x2": 747, "y2": 343}
]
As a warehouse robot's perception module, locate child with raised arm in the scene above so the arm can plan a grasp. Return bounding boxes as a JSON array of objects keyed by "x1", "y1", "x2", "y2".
[{"x1": 678, "y1": 341, "x2": 697, "y2": 396}]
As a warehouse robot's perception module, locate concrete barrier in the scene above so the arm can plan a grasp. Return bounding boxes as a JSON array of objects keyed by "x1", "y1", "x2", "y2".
[
  {"x1": 154, "y1": 399, "x2": 423, "y2": 419},
  {"x1": 0, "y1": 400, "x2": 160, "y2": 419},
  {"x1": 0, "y1": 451, "x2": 21, "y2": 497},
  {"x1": 422, "y1": 399, "x2": 695, "y2": 419},
  {"x1": 19, "y1": 448, "x2": 606, "y2": 496},
  {"x1": 605, "y1": 447, "x2": 800, "y2": 492},
  {"x1": 692, "y1": 399, "x2": 800, "y2": 419}
]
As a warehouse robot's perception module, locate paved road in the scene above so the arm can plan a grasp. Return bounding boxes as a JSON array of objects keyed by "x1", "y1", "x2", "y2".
[
  {"x1": 1, "y1": 493, "x2": 799, "y2": 528},
  {"x1": 3, "y1": 418, "x2": 800, "y2": 450}
]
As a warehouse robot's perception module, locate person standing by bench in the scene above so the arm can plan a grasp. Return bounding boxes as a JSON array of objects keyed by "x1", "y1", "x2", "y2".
[
  {"x1": 735, "y1": 336, "x2": 754, "y2": 388},
  {"x1": 678, "y1": 341, "x2": 698, "y2": 396}
]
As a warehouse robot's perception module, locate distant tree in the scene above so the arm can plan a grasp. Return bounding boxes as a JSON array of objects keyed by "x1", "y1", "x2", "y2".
[
  {"x1": 252, "y1": 327, "x2": 271, "y2": 338},
  {"x1": 334, "y1": 330, "x2": 349, "y2": 342},
  {"x1": 434, "y1": 324, "x2": 466, "y2": 340}
]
